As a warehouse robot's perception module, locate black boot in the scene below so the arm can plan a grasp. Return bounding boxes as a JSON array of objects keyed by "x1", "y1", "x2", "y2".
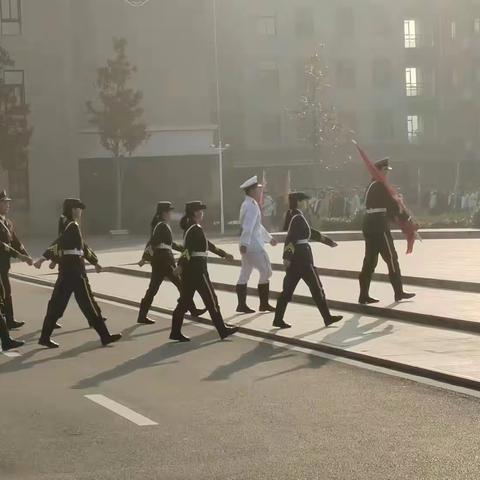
[
  {"x1": 391, "y1": 273, "x2": 416, "y2": 302},
  {"x1": 258, "y1": 283, "x2": 275, "y2": 312},
  {"x1": 39, "y1": 315, "x2": 59, "y2": 348},
  {"x1": 91, "y1": 318, "x2": 122, "y2": 346},
  {"x1": 395, "y1": 291, "x2": 416, "y2": 302},
  {"x1": 272, "y1": 295, "x2": 291, "y2": 328},
  {"x1": 137, "y1": 299, "x2": 155, "y2": 325},
  {"x1": 4, "y1": 296, "x2": 24, "y2": 329},
  {"x1": 219, "y1": 326, "x2": 239, "y2": 340},
  {"x1": 0, "y1": 315, "x2": 24, "y2": 351},
  {"x1": 170, "y1": 309, "x2": 190, "y2": 342},
  {"x1": 189, "y1": 308, "x2": 207, "y2": 318},
  {"x1": 236, "y1": 284, "x2": 255, "y2": 313},
  {"x1": 325, "y1": 315, "x2": 343, "y2": 327},
  {"x1": 358, "y1": 274, "x2": 379, "y2": 305}
]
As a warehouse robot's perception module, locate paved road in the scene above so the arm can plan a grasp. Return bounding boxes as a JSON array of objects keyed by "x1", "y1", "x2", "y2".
[{"x1": 1, "y1": 281, "x2": 480, "y2": 480}]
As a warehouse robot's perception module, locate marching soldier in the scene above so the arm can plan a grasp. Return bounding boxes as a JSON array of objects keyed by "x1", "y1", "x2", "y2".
[
  {"x1": 359, "y1": 158, "x2": 416, "y2": 304},
  {"x1": 34, "y1": 198, "x2": 122, "y2": 348},
  {"x1": 137, "y1": 201, "x2": 206, "y2": 324},
  {"x1": 273, "y1": 192, "x2": 343, "y2": 329},
  {"x1": 236, "y1": 176, "x2": 277, "y2": 314},
  {"x1": 0, "y1": 190, "x2": 34, "y2": 329},
  {"x1": 170, "y1": 201, "x2": 239, "y2": 342}
]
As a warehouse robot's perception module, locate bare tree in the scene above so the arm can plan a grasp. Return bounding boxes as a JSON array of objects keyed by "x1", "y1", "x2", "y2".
[
  {"x1": 0, "y1": 45, "x2": 32, "y2": 189},
  {"x1": 289, "y1": 46, "x2": 353, "y2": 172},
  {"x1": 86, "y1": 37, "x2": 149, "y2": 231}
]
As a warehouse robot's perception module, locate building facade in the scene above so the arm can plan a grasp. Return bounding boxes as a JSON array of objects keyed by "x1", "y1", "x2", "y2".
[
  {"x1": 1, "y1": 0, "x2": 219, "y2": 234},
  {"x1": 217, "y1": 0, "x2": 480, "y2": 202},
  {"x1": 2, "y1": 0, "x2": 480, "y2": 234}
]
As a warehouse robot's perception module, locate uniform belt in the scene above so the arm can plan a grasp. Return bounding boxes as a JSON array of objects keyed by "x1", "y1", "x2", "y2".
[
  {"x1": 296, "y1": 239, "x2": 309, "y2": 245},
  {"x1": 191, "y1": 252, "x2": 208, "y2": 258},
  {"x1": 63, "y1": 249, "x2": 84, "y2": 256},
  {"x1": 366, "y1": 208, "x2": 387, "y2": 214},
  {"x1": 156, "y1": 244, "x2": 172, "y2": 250}
]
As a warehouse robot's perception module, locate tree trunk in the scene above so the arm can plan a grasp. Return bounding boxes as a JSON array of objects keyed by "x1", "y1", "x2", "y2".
[{"x1": 115, "y1": 156, "x2": 122, "y2": 231}]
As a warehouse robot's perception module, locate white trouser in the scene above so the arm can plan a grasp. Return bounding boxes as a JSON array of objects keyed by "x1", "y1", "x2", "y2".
[{"x1": 237, "y1": 249, "x2": 272, "y2": 285}]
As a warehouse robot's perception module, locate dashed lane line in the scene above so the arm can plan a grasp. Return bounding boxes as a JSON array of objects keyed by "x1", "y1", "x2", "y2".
[{"x1": 85, "y1": 394, "x2": 158, "y2": 426}]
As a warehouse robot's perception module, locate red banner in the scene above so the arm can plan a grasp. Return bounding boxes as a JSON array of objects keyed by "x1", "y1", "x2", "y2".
[{"x1": 353, "y1": 141, "x2": 419, "y2": 254}]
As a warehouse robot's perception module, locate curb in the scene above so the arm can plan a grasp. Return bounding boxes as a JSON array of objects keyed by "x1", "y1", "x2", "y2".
[
  {"x1": 10, "y1": 272, "x2": 480, "y2": 392},
  {"x1": 206, "y1": 258, "x2": 480, "y2": 294},
  {"x1": 107, "y1": 266, "x2": 480, "y2": 335}
]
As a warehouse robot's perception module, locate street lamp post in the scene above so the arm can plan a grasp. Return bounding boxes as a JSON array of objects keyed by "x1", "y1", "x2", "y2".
[
  {"x1": 210, "y1": 142, "x2": 230, "y2": 235},
  {"x1": 212, "y1": 0, "x2": 227, "y2": 235}
]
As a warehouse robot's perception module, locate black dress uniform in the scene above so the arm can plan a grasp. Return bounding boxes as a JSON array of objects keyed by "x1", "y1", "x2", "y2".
[
  {"x1": 0, "y1": 235, "x2": 25, "y2": 350},
  {"x1": 137, "y1": 201, "x2": 206, "y2": 324},
  {"x1": 359, "y1": 158, "x2": 415, "y2": 304},
  {"x1": 0, "y1": 190, "x2": 31, "y2": 329},
  {"x1": 170, "y1": 201, "x2": 238, "y2": 342},
  {"x1": 38, "y1": 198, "x2": 122, "y2": 348},
  {"x1": 273, "y1": 193, "x2": 343, "y2": 329}
]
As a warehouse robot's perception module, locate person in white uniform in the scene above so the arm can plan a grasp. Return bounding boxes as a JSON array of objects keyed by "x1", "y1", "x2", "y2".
[{"x1": 236, "y1": 176, "x2": 277, "y2": 313}]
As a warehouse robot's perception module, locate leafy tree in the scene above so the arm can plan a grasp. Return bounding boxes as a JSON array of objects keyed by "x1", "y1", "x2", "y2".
[
  {"x1": 86, "y1": 37, "x2": 149, "y2": 231},
  {"x1": 0, "y1": 45, "x2": 32, "y2": 186},
  {"x1": 289, "y1": 46, "x2": 353, "y2": 171}
]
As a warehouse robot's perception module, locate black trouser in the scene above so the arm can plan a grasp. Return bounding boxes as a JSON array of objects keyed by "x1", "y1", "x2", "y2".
[
  {"x1": 274, "y1": 262, "x2": 333, "y2": 324},
  {"x1": 139, "y1": 263, "x2": 201, "y2": 318},
  {"x1": 40, "y1": 271, "x2": 109, "y2": 341},
  {"x1": 0, "y1": 267, "x2": 15, "y2": 326},
  {"x1": 171, "y1": 266, "x2": 227, "y2": 337},
  {"x1": 359, "y1": 228, "x2": 403, "y2": 298}
]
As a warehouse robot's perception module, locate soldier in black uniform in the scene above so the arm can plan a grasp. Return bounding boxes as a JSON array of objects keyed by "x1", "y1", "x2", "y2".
[
  {"x1": 170, "y1": 201, "x2": 239, "y2": 342},
  {"x1": 34, "y1": 198, "x2": 122, "y2": 348},
  {"x1": 359, "y1": 158, "x2": 416, "y2": 304},
  {"x1": 0, "y1": 190, "x2": 34, "y2": 329},
  {"x1": 273, "y1": 192, "x2": 343, "y2": 329},
  {"x1": 137, "y1": 201, "x2": 206, "y2": 324}
]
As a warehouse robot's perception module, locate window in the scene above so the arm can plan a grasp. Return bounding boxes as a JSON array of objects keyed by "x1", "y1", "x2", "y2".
[
  {"x1": 374, "y1": 110, "x2": 394, "y2": 140},
  {"x1": 0, "y1": 0, "x2": 21, "y2": 35},
  {"x1": 3, "y1": 69, "x2": 25, "y2": 106},
  {"x1": 295, "y1": 7, "x2": 314, "y2": 37},
  {"x1": 372, "y1": 59, "x2": 392, "y2": 88},
  {"x1": 405, "y1": 67, "x2": 419, "y2": 96},
  {"x1": 407, "y1": 115, "x2": 423, "y2": 143},
  {"x1": 335, "y1": 6, "x2": 354, "y2": 38},
  {"x1": 336, "y1": 60, "x2": 356, "y2": 88},
  {"x1": 258, "y1": 16, "x2": 276, "y2": 36},
  {"x1": 475, "y1": 18, "x2": 480, "y2": 34},
  {"x1": 258, "y1": 61, "x2": 279, "y2": 89},
  {"x1": 261, "y1": 114, "x2": 282, "y2": 142},
  {"x1": 404, "y1": 19, "x2": 416, "y2": 48},
  {"x1": 451, "y1": 21, "x2": 456, "y2": 40}
]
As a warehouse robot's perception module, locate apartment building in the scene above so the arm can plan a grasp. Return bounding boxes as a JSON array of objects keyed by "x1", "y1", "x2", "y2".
[
  {"x1": 216, "y1": 0, "x2": 480, "y2": 196},
  {"x1": 1, "y1": 0, "x2": 218, "y2": 233}
]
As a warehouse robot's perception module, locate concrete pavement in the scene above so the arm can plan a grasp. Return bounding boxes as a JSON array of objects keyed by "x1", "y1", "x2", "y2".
[{"x1": 2, "y1": 282, "x2": 480, "y2": 479}]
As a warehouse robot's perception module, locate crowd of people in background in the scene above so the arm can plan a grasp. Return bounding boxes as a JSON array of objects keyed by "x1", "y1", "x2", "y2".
[
  {"x1": 260, "y1": 188, "x2": 480, "y2": 232},
  {"x1": 425, "y1": 190, "x2": 480, "y2": 215}
]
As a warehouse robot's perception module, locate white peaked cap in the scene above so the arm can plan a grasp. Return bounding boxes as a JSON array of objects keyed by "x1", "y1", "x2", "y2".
[{"x1": 240, "y1": 175, "x2": 262, "y2": 190}]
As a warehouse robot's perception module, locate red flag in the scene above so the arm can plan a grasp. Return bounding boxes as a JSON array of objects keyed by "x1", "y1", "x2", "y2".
[{"x1": 353, "y1": 141, "x2": 420, "y2": 254}]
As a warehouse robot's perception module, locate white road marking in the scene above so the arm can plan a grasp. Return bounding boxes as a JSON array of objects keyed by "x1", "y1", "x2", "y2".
[
  {"x1": 1, "y1": 350, "x2": 21, "y2": 357},
  {"x1": 85, "y1": 394, "x2": 158, "y2": 426}
]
